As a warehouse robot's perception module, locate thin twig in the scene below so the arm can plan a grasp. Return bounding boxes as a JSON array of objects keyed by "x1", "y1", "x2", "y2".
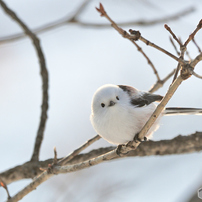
[
  {"x1": 57, "y1": 134, "x2": 101, "y2": 165},
  {"x1": 0, "y1": 0, "x2": 49, "y2": 162},
  {"x1": 184, "y1": 19, "x2": 202, "y2": 47},
  {"x1": 192, "y1": 38, "x2": 202, "y2": 53},
  {"x1": 164, "y1": 24, "x2": 182, "y2": 46},
  {"x1": 136, "y1": 34, "x2": 185, "y2": 65},
  {"x1": 68, "y1": 0, "x2": 90, "y2": 21},
  {"x1": 149, "y1": 69, "x2": 176, "y2": 93},
  {"x1": 128, "y1": 29, "x2": 185, "y2": 65},
  {"x1": 174, "y1": 19, "x2": 202, "y2": 81},
  {"x1": 192, "y1": 71, "x2": 202, "y2": 79},
  {"x1": 169, "y1": 37, "x2": 180, "y2": 56},
  {"x1": 133, "y1": 42, "x2": 161, "y2": 81},
  {"x1": 96, "y1": 4, "x2": 161, "y2": 81},
  {"x1": 0, "y1": 7, "x2": 195, "y2": 44},
  {"x1": 53, "y1": 147, "x2": 57, "y2": 165},
  {"x1": 163, "y1": 21, "x2": 202, "y2": 82},
  {"x1": 190, "y1": 52, "x2": 202, "y2": 67}
]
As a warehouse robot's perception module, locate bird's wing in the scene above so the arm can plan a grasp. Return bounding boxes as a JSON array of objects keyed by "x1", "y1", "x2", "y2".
[
  {"x1": 118, "y1": 85, "x2": 163, "y2": 107},
  {"x1": 130, "y1": 93, "x2": 163, "y2": 107}
]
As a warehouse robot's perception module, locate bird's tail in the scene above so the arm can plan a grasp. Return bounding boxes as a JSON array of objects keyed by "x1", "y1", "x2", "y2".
[{"x1": 164, "y1": 107, "x2": 202, "y2": 116}]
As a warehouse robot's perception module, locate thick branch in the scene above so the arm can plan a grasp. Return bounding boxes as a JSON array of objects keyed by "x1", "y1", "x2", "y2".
[
  {"x1": 0, "y1": 132, "x2": 201, "y2": 201},
  {"x1": 0, "y1": 0, "x2": 49, "y2": 162}
]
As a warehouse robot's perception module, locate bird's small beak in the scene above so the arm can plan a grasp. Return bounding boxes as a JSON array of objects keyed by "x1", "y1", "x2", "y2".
[{"x1": 109, "y1": 100, "x2": 116, "y2": 107}]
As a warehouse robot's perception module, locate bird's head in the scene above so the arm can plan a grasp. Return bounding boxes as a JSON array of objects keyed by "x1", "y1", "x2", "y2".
[{"x1": 91, "y1": 84, "x2": 133, "y2": 117}]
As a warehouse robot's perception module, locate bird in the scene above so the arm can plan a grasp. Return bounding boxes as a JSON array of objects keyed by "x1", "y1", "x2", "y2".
[{"x1": 90, "y1": 84, "x2": 202, "y2": 145}]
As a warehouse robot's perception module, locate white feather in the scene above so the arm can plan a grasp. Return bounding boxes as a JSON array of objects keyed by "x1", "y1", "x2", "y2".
[{"x1": 90, "y1": 84, "x2": 161, "y2": 145}]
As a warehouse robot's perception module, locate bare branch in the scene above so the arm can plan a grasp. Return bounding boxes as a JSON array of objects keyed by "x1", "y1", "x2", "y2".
[
  {"x1": 95, "y1": 4, "x2": 161, "y2": 81},
  {"x1": 1, "y1": 132, "x2": 202, "y2": 187},
  {"x1": 0, "y1": 0, "x2": 49, "y2": 162},
  {"x1": 57, "y1": 134, "x2": 101, "y2": 165},
  {"x1": 190, "y1": 52, "x2": 202, "y2": 67},
  {"x1": 169, "y1": 37, "x2": 180, "y2": 56},
  {"x1": 134, "y1": 75, "x2": 184, "y2": 144},
  {"x1": 53, "y1": 147, "x2": 57, "y2": 165},
  {"x1": 129, "y1": 30, "x2": 185, "y2": 65},
  {"x1": 69, "y1": 0, "x2": 90, "y2": 21},
  {"x1": 0, "y1": 5, "x2": 195, "y2": 44},
  {"x1": 192, "y1": 70, "x2": 202, "y2": 79},
  {"x1": 192, "y1": 38, "x2": 202, "y2": 53},
  {"x1": 184, "y1": 19, "x2": 202, "y2": 47},
  {"x1": 4, "y1": 132, "x2": 202, "y2": 201},
  {"x1": 1, "y1": 2, "x2": 201, "y2": 201},
  {"x1": 149, "y1": 69, "x2": 176, "y2": 93},
  {"x1": 167, "y1": 20, "x2": 202, "y2": 82},
  {"x1": 165, "y1": 24, "x2": 182, "y2": 46}
]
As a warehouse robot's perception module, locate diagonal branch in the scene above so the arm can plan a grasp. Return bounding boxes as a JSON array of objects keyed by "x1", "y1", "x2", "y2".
[
  {"x1": 129, "y1": 30, "x2": 185, "y2": 65},
  {"x1": 192, "y1": 38, "x2": 202, "y2": 53},
  {"x1": 96, "y1": 4, "x2": 161, "y2": 81},
  {"x1": 0, "y1": 0, "x2": 49, "y2": 162},
  {"x1": 57, "y1": 134, "x2": 101, "y2": 165},
  {"x1": 127, "y1": 75, "x2": 184, "y2": 149},
  {"x1": 184, "y1": 19, "x2": 202, "y2": 47}
]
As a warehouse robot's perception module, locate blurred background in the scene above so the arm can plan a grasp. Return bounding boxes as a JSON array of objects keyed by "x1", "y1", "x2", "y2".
[{"x1": 0, "y1": 0, "x2": 202, "y2": 201}]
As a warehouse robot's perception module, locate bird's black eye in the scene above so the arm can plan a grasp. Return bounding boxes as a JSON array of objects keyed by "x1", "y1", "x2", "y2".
[
  {"x1": 116, "y1": 96, "x2": 119, "y2": 100},
  {"x1": 101, "y1": 103, "x2": 105, "y2": 108}
]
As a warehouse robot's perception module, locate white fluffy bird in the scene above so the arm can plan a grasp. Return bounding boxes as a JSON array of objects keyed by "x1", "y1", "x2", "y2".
[{"x1": 90, "y1": 84, "x2": 202, "y2": 145}]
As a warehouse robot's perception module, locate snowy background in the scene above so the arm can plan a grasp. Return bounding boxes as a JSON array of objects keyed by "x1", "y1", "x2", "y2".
[{"x1": 0, "y1": 0, "x2": 202, "y2": 201}]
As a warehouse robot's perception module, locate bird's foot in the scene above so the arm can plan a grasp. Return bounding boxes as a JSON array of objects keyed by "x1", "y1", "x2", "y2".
[
  {"x1": 116, "y1": 144, "x2": 124, "y2": 156},
  {"x1": 133, "y1": 133, "x2": 147, "y2": 143}
]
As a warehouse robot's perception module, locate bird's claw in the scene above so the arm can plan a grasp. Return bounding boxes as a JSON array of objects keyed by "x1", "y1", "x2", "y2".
[
  {"x1": 133, "y1": 133, "x2": 147, "y2": 143},
  {"x1": 116, "y1": 144, "x2": 124, "y2": 156}
]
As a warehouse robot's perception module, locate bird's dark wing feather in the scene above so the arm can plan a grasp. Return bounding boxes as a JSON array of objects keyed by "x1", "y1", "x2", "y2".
[
  {"x1": 118, "y1": 85, "x2": 163, "y2": 107},
  {"x1": 131, "y1": 93, "x2": 163, "y2": 107}
]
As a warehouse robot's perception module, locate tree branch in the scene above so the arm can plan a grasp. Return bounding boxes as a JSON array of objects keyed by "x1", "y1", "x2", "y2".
[
  {"x1": 1, "y1": 132, "x2": 202, "y2": 202},
  {"x1": 0, "y1": 0, "x2": 49, "y2": 162},
  {"x1": 57, "y1": 134, "x2": 101, "y2": 166},
  {"x1": 96, "y1": 4, "x2": 161, "y2": 82},
  {"x1": 164, "y1": 20, "x2": 202, "y2": 82},
  {"x1": 149, "y1": 69, "x2": 176, "y2": 93},
  {"x1": 1, "y1": 2, "x2": 201, "y2": 202},
  {"x1": 192, "y1": 38, "x2": 202, "y2": 53},
  {"x1": 0, "y1": 5, "x2": 195, "y2": 44}
]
